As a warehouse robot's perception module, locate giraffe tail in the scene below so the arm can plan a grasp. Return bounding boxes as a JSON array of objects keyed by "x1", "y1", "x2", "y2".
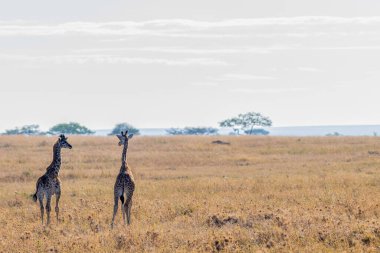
[
  {"x1": 32, "y1": 193, "x2": 37, "y2": 202},
  {"x1": 32, "y1": 178, "x2": 40, "y2": 202}
]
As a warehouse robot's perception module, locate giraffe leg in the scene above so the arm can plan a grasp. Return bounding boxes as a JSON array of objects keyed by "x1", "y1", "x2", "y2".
[
  {"x1": 55, "y1": 190, "x2": 61, "y2": 223},
  {"x1": 45, "y1": 195, "x2": 52, "y2": 225},
  {"x1": 126, "y1": 198, "x2": 133, "y2": 225},
  {"x1": 38, "y1": 193, "x2": 44, "y2": 225},
  {"x1": 120, "y1": 195, "x2": 126, "y2": 225},
  {"x1": 122, "y1": 204, "x2": 126, "y2": 225},
  {"x1": 111, "y1": 195, "x2": 119, "y2": 229}
]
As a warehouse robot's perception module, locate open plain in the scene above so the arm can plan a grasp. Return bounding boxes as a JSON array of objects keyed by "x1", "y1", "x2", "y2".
[{"x1": 0, "y1": 136, "x2": 379, "y2": 252}]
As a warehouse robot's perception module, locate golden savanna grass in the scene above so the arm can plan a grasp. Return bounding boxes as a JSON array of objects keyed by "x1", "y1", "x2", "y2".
[{"x1": 0, "y1": 136, "x2": 379, "y2": 252}]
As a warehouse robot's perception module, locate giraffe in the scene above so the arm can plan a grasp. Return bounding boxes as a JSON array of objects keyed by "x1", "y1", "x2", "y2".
[
  {"x1": 32, "y1": 134, "x2": 72, "y2": 225},
  {"x1": 111, "y1": 130, "x2": 135, "y2": 228}
]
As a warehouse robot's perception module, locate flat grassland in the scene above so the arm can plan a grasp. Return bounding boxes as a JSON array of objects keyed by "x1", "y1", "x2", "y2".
[{"x1": 0, "y1": 136, "x2": 379, "y2": 252}]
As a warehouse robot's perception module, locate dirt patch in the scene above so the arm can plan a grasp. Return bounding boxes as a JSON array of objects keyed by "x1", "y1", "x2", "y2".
[
  {"x1": 212, "y1": 140, "x2": 230, "y2": 145},
  {"x1": 207, "y1": 215, "x2": 240, "y2": 227},
  {"x1": 7, "y1": 199, "x2": 23, "y2": 207},
  {"x1": 0, "y1": 143, "x2": 12, "y2": 148},
  {"x1": 213, "y1": 237, "x2": 231, "y2": 252},
  {"x1": 207, "y1": 213, "x2": 288, "y2": 230}
]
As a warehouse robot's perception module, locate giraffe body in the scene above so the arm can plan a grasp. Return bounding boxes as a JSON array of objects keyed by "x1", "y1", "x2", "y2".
[
  {"x1": 111, "y1": 130, "x2": 135, "y2": 228},
  {"x1": 32, "y1": 135, "x2": 72, "y2": 225}
]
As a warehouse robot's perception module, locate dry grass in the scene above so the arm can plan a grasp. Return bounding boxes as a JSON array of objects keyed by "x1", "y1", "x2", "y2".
[{"x1": 0, "y1": 136, "x2": 379, "y2": 252}]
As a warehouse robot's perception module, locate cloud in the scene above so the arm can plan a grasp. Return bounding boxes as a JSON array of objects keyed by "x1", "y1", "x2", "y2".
[
  {"x1": 0, "y1": 54, "x2": 230, "y2": 66},
  {"x1": 116, "y1": 17, "x2": 380, "y2": 29},
  {"x1": 212, "y1": 73, "x2": 276, "y2": 81},
  {"x1": 75, "y1": 47, "x2": 270, "y2": 55},
  {"x1": 191, "y1": 82, "x2": 219, "y2": 87},
  {"x1": 297, "y1": 67, "x2": 322, "y2": 72},
  {"x1": 1, "y1": 17, "x2": 380, "y2": 37},
  {"x1": 230, "y1": 87, "x2": 309, "y2": 94},
  {"x1": 300, "y1": 46, "x2": 380, "y2": 51}
]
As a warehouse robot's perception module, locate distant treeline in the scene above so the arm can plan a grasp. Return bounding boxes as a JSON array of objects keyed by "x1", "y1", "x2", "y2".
[
  {"x1": 2, "y1": 122, "x2": 140, "y2": 136},
  {"x1": 2, "y1": 112, "x2": 272, "y2": 136}
]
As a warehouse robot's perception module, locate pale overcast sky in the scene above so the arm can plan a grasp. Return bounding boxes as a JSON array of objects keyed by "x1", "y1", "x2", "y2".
[{"x1": 1, "y1": 0, "x2": 380, "y2": 131}]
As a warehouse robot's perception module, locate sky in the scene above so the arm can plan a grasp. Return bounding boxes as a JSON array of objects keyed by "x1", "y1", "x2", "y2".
[{"x1": 1, "y1": 0, "x2": 380, "y2": 131}]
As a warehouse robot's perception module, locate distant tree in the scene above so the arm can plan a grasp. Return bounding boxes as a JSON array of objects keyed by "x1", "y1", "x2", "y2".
[
  {"x1": 219, "y1": 112, "x2": 272, "y2": 135},
  {"x1": 49, "y1": 122, "x2": 94, "y2": 135},
  {"x1": 219, "y1": 117, "x2": 241, "y2": 135},
  {"x1": 184, "y1": 127, "x2": 218, "y2": 135},
  {"x1": 4, "y1": 124, "x2": 43, "y2": 135},
  {"x1": 244, "y1": 128, "x2": 270, "y2": 135},
  {"x1": 109, "y1": 123, "x2": 140, "y2": 136},
  {"x1": 166, "y1": 128, "x2": 185, "y2": 135},
  {"x1": 166, "y1": 127, "x2": 218, "y2": 135},
  {"x1": 326, "y1": 132, "x2": 342, "y2": 136}
]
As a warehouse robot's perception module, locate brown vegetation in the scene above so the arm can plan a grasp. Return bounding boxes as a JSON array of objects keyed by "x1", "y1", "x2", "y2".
[{"x1": 0, "y1": 136, "x2": 379, "y2": 252}]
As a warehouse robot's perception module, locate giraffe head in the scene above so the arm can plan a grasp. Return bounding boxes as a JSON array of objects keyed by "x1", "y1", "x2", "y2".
[
  {"x1": 58, "y1": 134, "x2": 72, "y2": 149},
  {"x1": 116, "y1": 130, "x2": 133, "y2": 146}
]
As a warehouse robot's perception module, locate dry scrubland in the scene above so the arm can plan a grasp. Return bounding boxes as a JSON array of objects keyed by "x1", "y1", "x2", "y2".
[{"x1": 0, "y1": 136, "x2": 379, "y2": 252}]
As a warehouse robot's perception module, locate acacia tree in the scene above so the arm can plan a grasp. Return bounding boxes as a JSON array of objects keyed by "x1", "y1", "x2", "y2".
[
  {"x1": 4, "y1": 124, "x2": 43, "y2": 135},
  {"x1": 244, "y1": 128, "x2": 269, "y2": 135},
  {"x1": 49, "y1": 122, "x2": 94, "y2": 135},
  {"x1": 219, "y1": 117, "x2": 241, "y2": 135},
  {"x1": 109, "y1": 123, "x2": 140, "y2": 136},
  {"x1": 166, "y1": 128, "x2": 185, "y2": 135},
  {"x1": 219, "y1": 112, "x2": 272, "y2": 135},
  {"x1": 166, "y1": 127, "x2": 218, "y2": 135}
]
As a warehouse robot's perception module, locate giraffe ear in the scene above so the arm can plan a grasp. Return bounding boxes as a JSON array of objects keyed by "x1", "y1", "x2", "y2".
[
  {"x1": 116, "y1": 134, "x2": 122, "y2": 140},
  {"x1": 128, "y1": 134, "x2": 134, "y2": 139}
]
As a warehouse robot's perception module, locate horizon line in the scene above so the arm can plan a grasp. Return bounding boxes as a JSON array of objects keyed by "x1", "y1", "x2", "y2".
[{"x1": 95, "y1": 124, "x2": 380, "y2": 130}]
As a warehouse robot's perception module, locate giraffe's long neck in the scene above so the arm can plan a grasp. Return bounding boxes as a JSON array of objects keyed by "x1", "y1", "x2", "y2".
[
  {"x1": 47, "y1": 143, "x2": 61, "y2": 177},
  {"x1": 120, "y1": 143, "x2": 128, "y2": 173}
]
